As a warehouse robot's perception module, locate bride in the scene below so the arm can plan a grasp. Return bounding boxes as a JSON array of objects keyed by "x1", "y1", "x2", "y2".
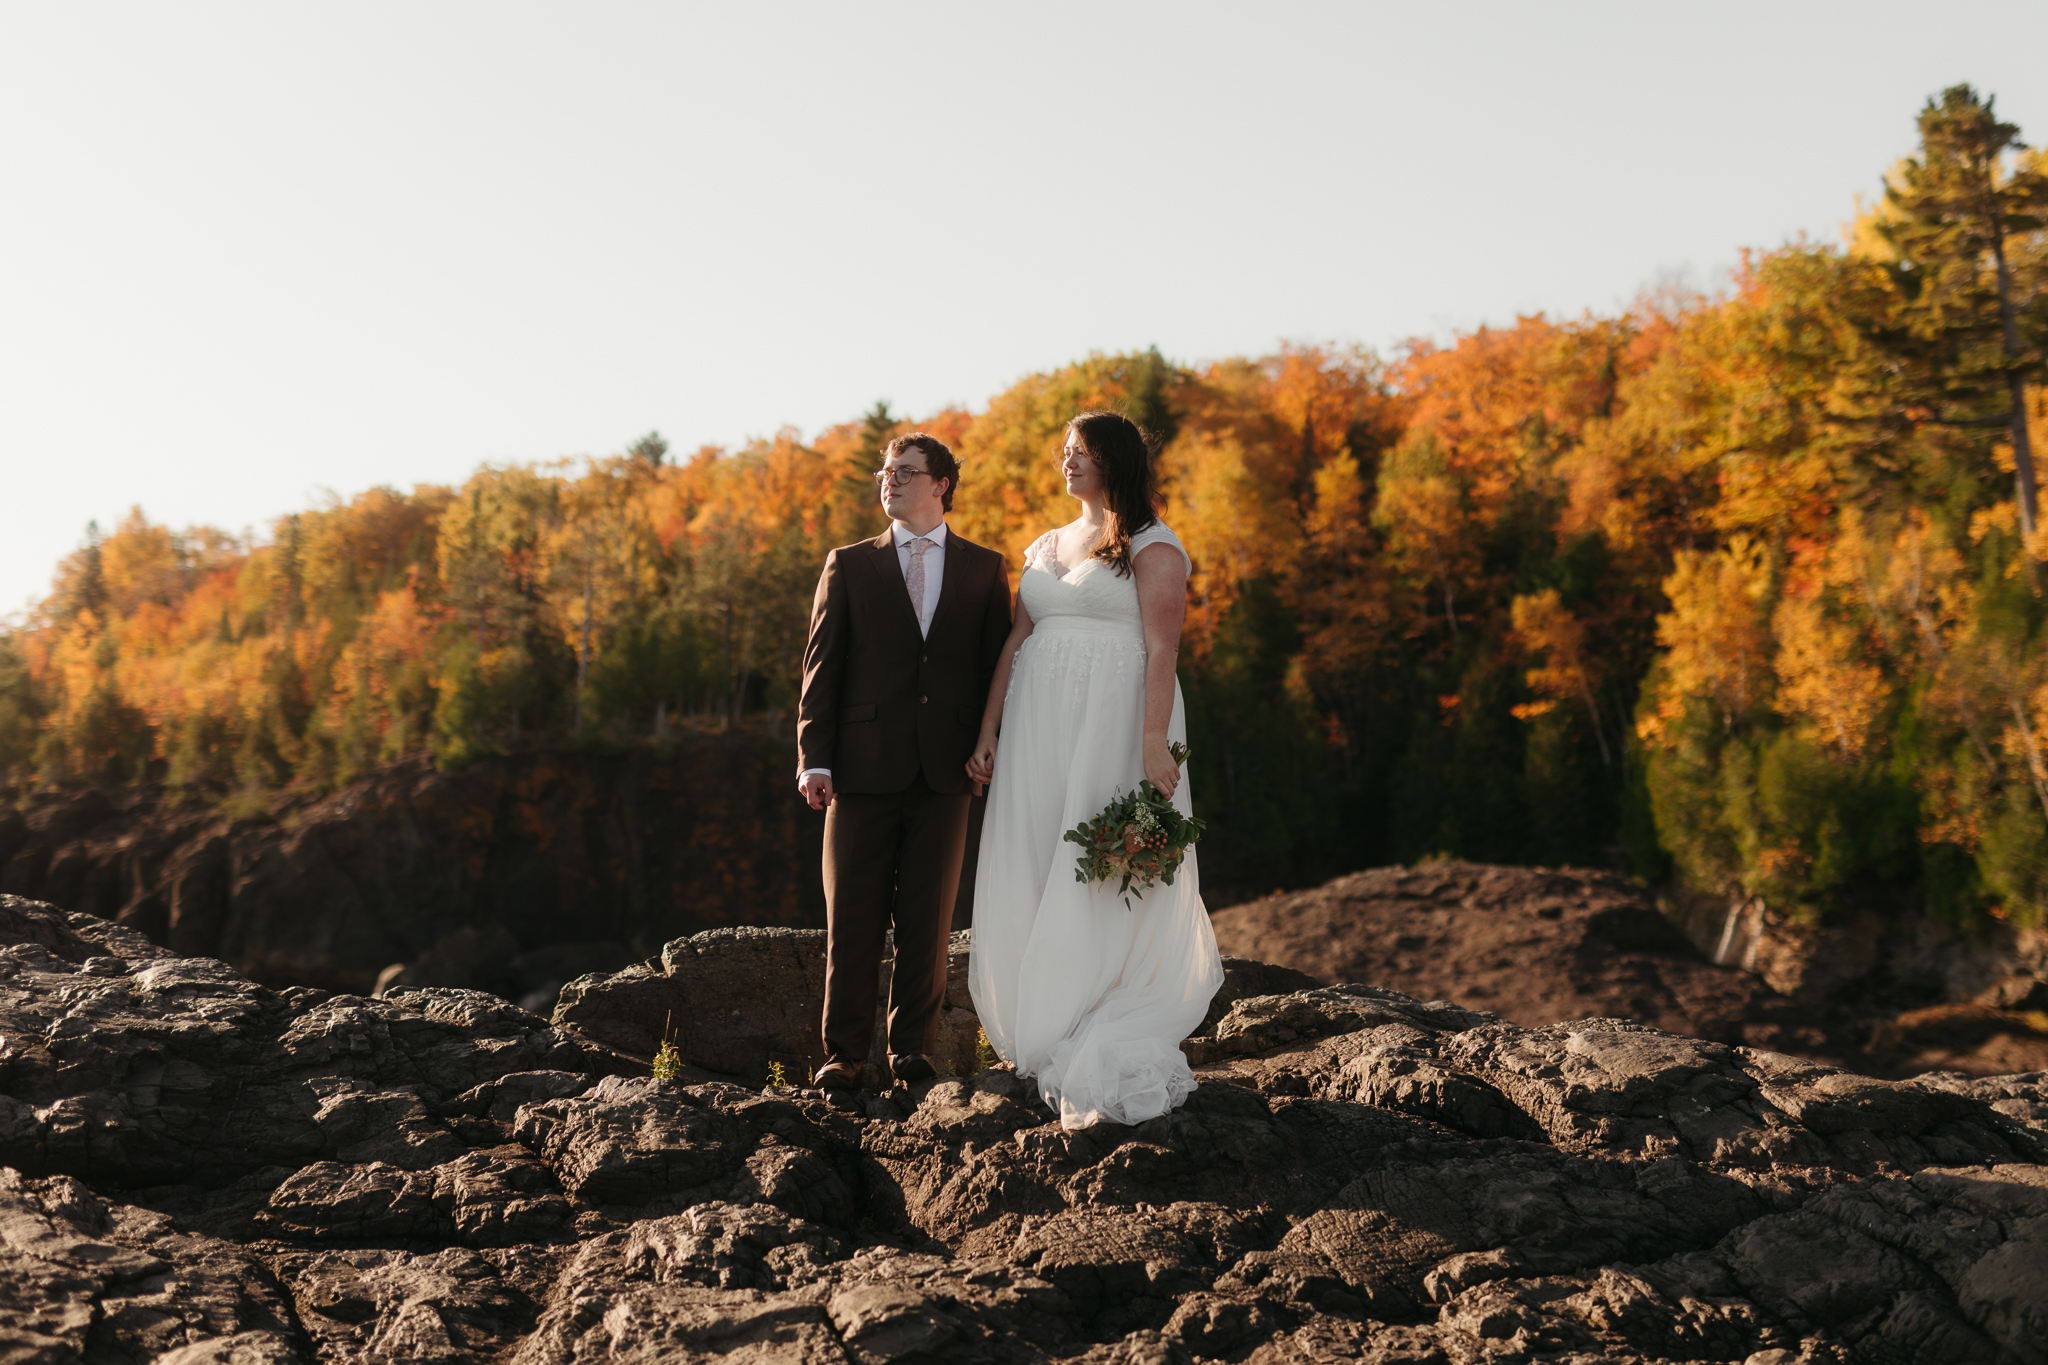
[{"x1": 965, "y1": 409, "x2": 1224, "y2": 1129}]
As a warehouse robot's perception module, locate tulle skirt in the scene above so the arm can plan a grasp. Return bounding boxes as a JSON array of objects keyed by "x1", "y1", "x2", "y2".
[{"x1": 968, "y1": 617, "x2": 1224, "y2": 1129}]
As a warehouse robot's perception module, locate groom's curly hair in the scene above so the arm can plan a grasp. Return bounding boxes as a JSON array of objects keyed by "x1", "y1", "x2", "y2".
[
  {"x1": 882, "y1": 432, "x2": 960, "y2": 512},
  {"x1": 1068, "y1": 410, "x2": 1160, "y2": 578}
]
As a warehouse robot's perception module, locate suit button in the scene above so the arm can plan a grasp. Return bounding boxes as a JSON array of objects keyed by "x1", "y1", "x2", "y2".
[{"x1": 921, "y1": 695, "x2": 928, "y2": 704}]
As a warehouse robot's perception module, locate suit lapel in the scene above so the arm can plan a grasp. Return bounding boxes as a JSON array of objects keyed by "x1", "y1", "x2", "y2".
[
  {"x1": 864, "y1": 529, "x2": 923, "y2": 638},
  {"x1": 927, "y1": 533, "x2": 973, "y2": 644}
]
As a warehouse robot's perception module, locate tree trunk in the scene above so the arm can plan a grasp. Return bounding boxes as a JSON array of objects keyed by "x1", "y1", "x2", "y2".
[
  {"x1": 1989, "y1": 228, "x2": 2040, "y2": 581},
  {"x1": 1575, "y1": 676, "x2": 1612, "y2": 768},
  {"x1": 576, "y1": 568, "x2": 593, "y2": 736},
  {"x1": 2002, "y1": 677, "x2": 2048, "y2": 827},
  {"x1": 720, "y1": 602, "x2": 734, "y2": 731}
]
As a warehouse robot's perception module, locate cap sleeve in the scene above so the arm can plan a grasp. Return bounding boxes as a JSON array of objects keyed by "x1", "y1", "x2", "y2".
[
  {"x1": 1023, "y1": 530, "x2": 1056, "y2": 571},
  {"x1": 1130, "y1": 521, "x2": 1192, "y2": 575}
]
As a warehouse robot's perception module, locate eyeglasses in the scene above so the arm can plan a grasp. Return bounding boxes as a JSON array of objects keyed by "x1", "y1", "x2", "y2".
[{"x1": 872, "y1": 468, "x2": 934, "y2": 488}]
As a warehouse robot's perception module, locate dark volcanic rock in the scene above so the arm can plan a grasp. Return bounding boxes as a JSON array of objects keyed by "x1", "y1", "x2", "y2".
[
  {"x1": 271, "y1": 1244, "x2": 542, "y2": 1364},
  {"x1": 0, "y1": 892, "x2": 175, "y2": 966},
  {"x1": 512, "y1": 1076, "x2": 761, "y2": 1205},
  {"x1": 553, "y1": 926, "x2": 987, "y2": 1084},
  {"x1": 254, "y1": 1149, "x2": 573, "y2": 1247},
  {"x1": 0, "y1": 922, "x2": 636, "y2": 1186},
  {"x1": 1210, "y1": 862, "x2": 2048, "y2": 1081},
  {"x1": 1211, "y1": 861, "x2": 1827, "y2": 1054},
  {"x1": 1, "y1": 738, "x2": 833, "y2": 994},
  {"x1": 6, "y1": 894, "x2": 2048, "y2": 1364},
  {"x1": 555, "y1": 933, "x2": 1324, "y2": 1089},
  {"x1": 0, "y1": 1167, "x2": 302, "y2": 1364}
]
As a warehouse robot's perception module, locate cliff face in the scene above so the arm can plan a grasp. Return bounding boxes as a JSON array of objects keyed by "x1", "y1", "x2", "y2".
[
  {"x1": 7, "y1": 751, "x2": 2044, "y2": 1082},
  {"x1": 2, "y1": 894, "x2": 2046, "y2": 1365},
  {"x1": 0, "y1": 736, "x2": 830, "y2": 995}
]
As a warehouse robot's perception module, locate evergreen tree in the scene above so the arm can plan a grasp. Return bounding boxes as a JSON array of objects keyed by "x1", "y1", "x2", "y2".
[
  {"x1": 859, "y1": 400, "x2": 898, "y2": 458},
  {"x1": 58, "y1": 521, "x2": 108, "y2": 623},
  {"x1": 1122, "y1": 346, "x2": 1181, "y2": 449},
  {"x1": 628, "y1": 431, "x2": 669, "y2": 468},
  {"x1": 1870, "y1": 85, "x2": 2048, "y2": 536}
]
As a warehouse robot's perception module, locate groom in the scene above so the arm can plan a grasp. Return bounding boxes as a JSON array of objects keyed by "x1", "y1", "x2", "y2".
[{"x1": 796, "y1": 432, "x2": 1011, "y2": 1092}]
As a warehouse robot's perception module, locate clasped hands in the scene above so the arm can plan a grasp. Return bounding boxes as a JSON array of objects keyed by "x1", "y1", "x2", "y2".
[
  {"x1": 965, "y1": 729, "x2": 998, "y2": 786},
  {"x1": 966, "y1": 729, "x2": 1180, "y2": 800}
]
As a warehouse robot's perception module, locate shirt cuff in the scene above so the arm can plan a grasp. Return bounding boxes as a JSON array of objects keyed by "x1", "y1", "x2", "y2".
[{"x1": 798, "y1": 768, "x2": 832, "y2": 779}]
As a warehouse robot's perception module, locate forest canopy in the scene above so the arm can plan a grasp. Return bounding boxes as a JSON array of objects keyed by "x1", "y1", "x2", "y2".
[{"x1": 6, "y1": 85, "x2": 2048, "y2": 926}]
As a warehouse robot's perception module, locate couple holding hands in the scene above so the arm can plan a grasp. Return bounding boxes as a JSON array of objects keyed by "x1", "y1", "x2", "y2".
[{"x1": 795, "y1": 411, "x2": 1223, "y2": 1130}]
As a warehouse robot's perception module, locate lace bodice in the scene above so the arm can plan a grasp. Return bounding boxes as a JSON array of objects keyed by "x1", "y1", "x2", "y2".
[{"x1": 1020, "y1": 522, "x2": 1191, "y2": 633}]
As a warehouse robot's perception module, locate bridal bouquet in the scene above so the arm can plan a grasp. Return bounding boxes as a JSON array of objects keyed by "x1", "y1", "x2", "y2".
[{"x1": 1062, "y1": 742, "x2": 1207, "y2": 908}]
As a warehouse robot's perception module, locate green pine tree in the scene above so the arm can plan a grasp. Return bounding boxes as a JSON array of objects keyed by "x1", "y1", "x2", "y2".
[{"x1": 1869, "y1": 85, "x2": 2048, "y2": 537}]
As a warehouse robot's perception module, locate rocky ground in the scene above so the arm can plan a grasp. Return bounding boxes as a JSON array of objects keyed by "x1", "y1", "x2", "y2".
[
  {"x1": 1210, "y1": 863, "x2": 2048, "y2": 1079},
  {"x1": 5, "y1": 892, "x2": 2048, "y2": 1363}
]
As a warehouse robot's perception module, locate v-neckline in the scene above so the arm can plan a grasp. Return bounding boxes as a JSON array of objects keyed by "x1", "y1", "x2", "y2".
[
  {"x1": 1040, "y1": 549, "x2": 1097, "y2": 584},
  {"x1": 1039, "y1": 529, "x2": 1103, "y2": 584}
]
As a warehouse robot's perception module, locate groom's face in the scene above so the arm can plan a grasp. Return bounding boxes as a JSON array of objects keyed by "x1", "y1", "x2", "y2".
[{"x1": 880, "y1": 450, "x2": 946, "y2": 521}]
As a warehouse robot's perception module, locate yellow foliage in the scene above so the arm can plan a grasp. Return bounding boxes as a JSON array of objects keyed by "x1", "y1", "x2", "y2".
[
  {"x1": 1157, "y1": 428, "x2": 1291, "y2": 649},
  {"x1": 1648, "y1": 537, "x2": 1775, "y2": 738},
  {"x1": 1511, "y1": 589, "x2": 1592, "y2": 705},
  {"x1": 327, "y1": 585, "x2": 441, "y2": 757},
  {"x1": 1306, "y1": 452, "x2": 1366, "y2": 553},
  {"x1": 1770, "y1": 595, "x2": 1888, "y2": 761},
  {"x1": 1970, "y1": 501, "x2": 2019, "y2": 544},
  {"x1": 1510, "y1": 588, "x2": 1615, "y2": 760}
]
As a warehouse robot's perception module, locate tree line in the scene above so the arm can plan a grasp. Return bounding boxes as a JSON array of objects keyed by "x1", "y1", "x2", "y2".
[{"x1": 4, "y1": 86, "x2": 2047, "y2": 925}]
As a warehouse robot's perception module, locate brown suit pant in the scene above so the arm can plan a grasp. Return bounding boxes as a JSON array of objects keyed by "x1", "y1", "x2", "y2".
[{"x1": 821, "y1": 769, "x2": 970, "y2": 1069}]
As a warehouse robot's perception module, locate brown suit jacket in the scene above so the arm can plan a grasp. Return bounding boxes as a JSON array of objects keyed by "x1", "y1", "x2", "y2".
[{"x1": 797, "y1": 527, "x2": 1011, "y2": 796}]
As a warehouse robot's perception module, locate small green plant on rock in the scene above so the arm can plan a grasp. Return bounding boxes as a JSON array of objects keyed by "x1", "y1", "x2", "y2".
[
  {"x1": 652, "y1": 1011, "x2": 681, "y2": 1081},
  {"x1": 975, "y1": 1028, "x2": 997, "y2": 1075},
  {"x1": 766, "y1": 1060, "x2": 789, "y2": 1088}
]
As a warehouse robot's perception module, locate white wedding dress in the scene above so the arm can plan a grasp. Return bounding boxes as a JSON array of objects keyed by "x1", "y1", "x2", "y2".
[{"x1": 968, "y1": 521, "x2": 1224, "y2": 1129}]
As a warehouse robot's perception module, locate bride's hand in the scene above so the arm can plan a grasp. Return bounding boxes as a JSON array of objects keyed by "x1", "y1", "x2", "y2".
[
  {"x1": 966, "y1": 730, "x2": 998, "y2": 785},
  {"x1": 1144, "y1": 738, "x2": 1180, "y2": 800}
]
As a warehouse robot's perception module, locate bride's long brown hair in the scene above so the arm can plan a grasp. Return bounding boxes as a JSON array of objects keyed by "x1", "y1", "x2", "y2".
[{"x1": 1068, "y1": 410, "x2": 1159, "y2": 578}]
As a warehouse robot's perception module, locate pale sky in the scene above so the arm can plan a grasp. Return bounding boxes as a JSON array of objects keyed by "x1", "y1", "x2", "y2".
[{"x1": 3, "y1": 2, "x2": 2045, "y2": 618}]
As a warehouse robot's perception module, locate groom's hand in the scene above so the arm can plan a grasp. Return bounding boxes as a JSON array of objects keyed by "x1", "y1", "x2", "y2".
[{"x1": 799, "y1": 772, "x2": 835, "y2": 809}]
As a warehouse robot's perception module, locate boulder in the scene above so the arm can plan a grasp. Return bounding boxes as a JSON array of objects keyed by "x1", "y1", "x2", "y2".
[{"x1": 551, "y1": 926, "x2": 985, "y2": 1085}]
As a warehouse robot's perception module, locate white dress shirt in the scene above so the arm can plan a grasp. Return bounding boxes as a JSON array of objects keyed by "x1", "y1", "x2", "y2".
[
  {"x1": 893, "y1": 518, "x2": 947, "y2": 639},
  {"x1": 799, "y1": 520, "x2": 949, "y2": 781}
]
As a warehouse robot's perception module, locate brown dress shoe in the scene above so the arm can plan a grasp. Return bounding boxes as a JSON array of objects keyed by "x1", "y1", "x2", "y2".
[
  {"x1": 814, "y1": 1061, "x2": 863, "y2": 1093},
  {"x1": 889, "y1": 1054, "x2": 937, "y2": 1084}
]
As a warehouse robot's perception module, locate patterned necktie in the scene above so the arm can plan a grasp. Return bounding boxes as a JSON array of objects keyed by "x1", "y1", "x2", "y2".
[{"x1": 906, "y1": 537, "x2": 933, "y2": 627}]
